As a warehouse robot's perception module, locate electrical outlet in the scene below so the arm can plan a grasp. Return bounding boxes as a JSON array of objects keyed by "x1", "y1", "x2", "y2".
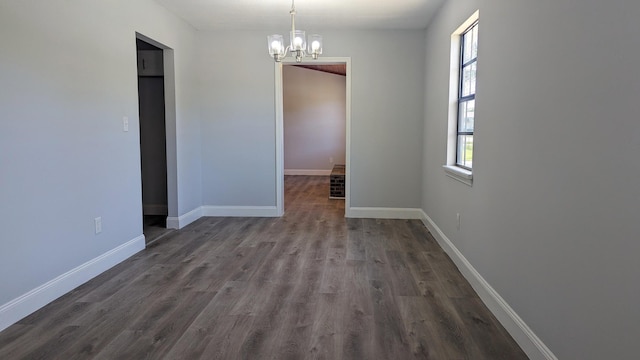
[
  {"x1": 123, "y1": 116, "x2": 129, "y2": 132},
  {"x1": 95, "y1": 217, "x2": 102, "y2": 234},
  {"x1": 329, "y1": 157, "x2": 334, "y2": 163},
  {"x1": 456, "y1": 213, "x2": 461, "y2": 230}
]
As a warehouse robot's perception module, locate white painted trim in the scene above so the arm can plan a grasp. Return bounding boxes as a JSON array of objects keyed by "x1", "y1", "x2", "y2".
[
  {"x1": 419, "y1": 210, "x2": 557, "y2": 360},
  {"x1": 143, "y1": 204, "x2": 168, "y2": 215},
  {"x1": 0, "y1": 235, "x2": 145, "y2": 332},
  {"x1": 344, "y1": 58, "x2": 352, "y2": 216},
  {"x1": 166, "y1": 206, "x2": 202, "y2": 229},
  {"x1": 202, "y1": 206, "x2": 279, "y2": 217},
  {"x1": 167, "y1": 205, "x2": 280, "y2": 229},
  {"x1": 275, "y1": 62, "x2": 285, "y2": 216},
  {"x1": 284, "y1": 169, "x2": 331, "y2": 176},
  {"x1": 346, "y1": 207, "x2": 423, "y2": 219},
  {"x1": 275, "y1": 57, "x2": 352, "y2": 218},
  {"x1": 443, "y1": 165, "x2": 473, "y2": 186}
]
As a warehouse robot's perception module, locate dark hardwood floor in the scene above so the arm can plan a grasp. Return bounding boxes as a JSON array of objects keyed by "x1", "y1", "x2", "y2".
[
  {"x1": 0, "y1": 175, "x2": 528, "y2": 359},
  {"x1": 144, "y1": 214, "x2": 174, "y2": 245}
]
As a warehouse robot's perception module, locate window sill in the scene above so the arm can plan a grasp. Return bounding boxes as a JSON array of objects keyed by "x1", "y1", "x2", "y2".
[{"x1": 443, "y1": 165, "x2": 473, "y2": 186}]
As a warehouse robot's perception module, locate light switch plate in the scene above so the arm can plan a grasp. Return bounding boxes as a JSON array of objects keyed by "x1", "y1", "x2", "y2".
[{"x1": 95, "y1": 217, "x2": 102, "y2": 234}]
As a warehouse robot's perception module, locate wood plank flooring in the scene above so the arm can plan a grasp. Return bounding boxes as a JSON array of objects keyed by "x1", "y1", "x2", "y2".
[
  {"x1": 144, "y1": 215, "x2": 174, "y2": 245},
  {"x1": 0, "y1": 175, "x2": 528, "y2": 359}
]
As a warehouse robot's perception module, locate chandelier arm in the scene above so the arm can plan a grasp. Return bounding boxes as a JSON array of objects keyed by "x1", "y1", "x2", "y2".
[{"x1": 275, "y1": 45, "x2": 292, "y2": 62}]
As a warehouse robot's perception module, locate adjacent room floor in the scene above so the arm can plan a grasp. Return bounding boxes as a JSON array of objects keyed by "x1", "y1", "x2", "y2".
[
  {"x1": 144, "y1": 214, "x2": 173, "y2": 245},
  {"x1": 0, "y1": 175, "x2": 527, "y2": 359}
]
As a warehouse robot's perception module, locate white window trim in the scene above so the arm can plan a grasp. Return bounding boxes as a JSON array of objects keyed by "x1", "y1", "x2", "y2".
[
  {"x1": 443, "y1": 165, "x2": 473, "y2": 186},
  {"x1": 444, "y1": 10, "x2": 479, "y2": 187}
]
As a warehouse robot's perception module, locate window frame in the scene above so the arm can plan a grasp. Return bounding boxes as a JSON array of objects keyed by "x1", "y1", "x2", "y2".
[
  {"x1": 443, "y1": 10, "x2": 479, "y2": 187},
  {"x1": 456, "y1": 20, "x2": 478, "y2": 171}
]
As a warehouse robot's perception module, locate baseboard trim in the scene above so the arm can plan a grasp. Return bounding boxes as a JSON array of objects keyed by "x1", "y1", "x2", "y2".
[
  {"x1": 0, "y1": 235, "x2": 145, "y2": 332},
  {"x1": 202, "y1": 206, "x2": 279, "y2": 217},
  {"x1": 167, "y1": 205, "x2": 281, "y2": 230},
  {"x1": 284, "y1": 169, "x2": 331, "y2": 176},
  {"x1": 166, "y1": 207, "x2": 203, "y2": 230},
  {"x1": 346, "y1": 207, "x2": 423, "y2": 219},
  {"x1": 419, "y1": 210, "x2": 557, "y2": 360}
]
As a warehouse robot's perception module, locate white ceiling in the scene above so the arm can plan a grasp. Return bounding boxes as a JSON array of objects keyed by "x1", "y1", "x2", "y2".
[{"x1": 153, "y1": 0, "x2": 446, "y2": 31}]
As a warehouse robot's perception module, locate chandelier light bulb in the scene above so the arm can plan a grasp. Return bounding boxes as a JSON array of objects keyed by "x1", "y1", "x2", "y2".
[
  {"x1": 311, "y1": 40, "x2": 320, "y2": 51},
  {"x1": 271, "y1": 40, "x2": 281, "y2": 52},
  {"x1": 294, "y1": 37, "x2": 303, "y2": 48}
]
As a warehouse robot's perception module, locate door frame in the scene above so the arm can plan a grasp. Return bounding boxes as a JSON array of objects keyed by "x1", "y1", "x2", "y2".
[
  {"x1": 135, "y1": 33, "x2": 178, "y2": 227},
  {"x1": 274, "y1": 57, "x2": 352, "y2": 216}
]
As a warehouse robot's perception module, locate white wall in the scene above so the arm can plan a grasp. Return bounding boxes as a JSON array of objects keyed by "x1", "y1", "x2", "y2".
[
  {"x1": 283, "y1": 66, "x2": 346, "y2": 172},
  {"x1": 198, "y1": 29, "x2": 425, "y2": 209},
  {"x1": 422, "y1": 0, "x2": 640, "y2": 359},
  {"x1": 0, "y1": 0, "x2": 200, "y2": 315}
]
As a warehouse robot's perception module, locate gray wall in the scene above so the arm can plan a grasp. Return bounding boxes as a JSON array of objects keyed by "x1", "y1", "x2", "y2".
[
  {"x1": 283, "y1": 65, "x2": 346, "y2": 171},
  {"x1": 0, "y1": 0, "x2": 200, "y2": 305},
  {"x1": 198, "y1": 29, "x2": 425, "y2": 208},
  {"x1": 422, "y1": 0, "x2": 640, "y2": 358}
]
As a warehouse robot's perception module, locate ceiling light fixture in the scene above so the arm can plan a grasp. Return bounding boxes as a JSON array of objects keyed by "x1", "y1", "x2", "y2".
[{"x1": 268, "y1": 0, "x2": 322, "y2": 63}]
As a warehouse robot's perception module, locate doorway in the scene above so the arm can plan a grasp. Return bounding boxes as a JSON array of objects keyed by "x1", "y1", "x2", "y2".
[
  {"x1": 275, "y1": 58, "x2": 352, "y2": 217},
  {"x1": 135, "y1": 36, "x2": 173, "y2": 243},
  {"x1": 282, "y1": 64, "x2": 347, "y2": 214}
]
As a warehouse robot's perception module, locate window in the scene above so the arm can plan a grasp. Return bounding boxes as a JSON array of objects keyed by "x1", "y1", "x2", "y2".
[
  {"x1": 444, "y1": 11, "x2": 478, "y2": 186},
  {"x1": 457, "y1": 21, "x2": 478, "y2": 170}
]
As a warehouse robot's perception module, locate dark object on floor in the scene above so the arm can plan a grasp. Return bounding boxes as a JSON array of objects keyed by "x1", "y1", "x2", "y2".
[{"x1": 330, "y1": 164, "x2": 345, "y2": 199}]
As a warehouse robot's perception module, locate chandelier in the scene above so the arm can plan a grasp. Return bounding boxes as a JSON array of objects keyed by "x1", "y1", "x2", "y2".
[{"x1": 267, "y1": 0, "x2": 323, "y2": 63}]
